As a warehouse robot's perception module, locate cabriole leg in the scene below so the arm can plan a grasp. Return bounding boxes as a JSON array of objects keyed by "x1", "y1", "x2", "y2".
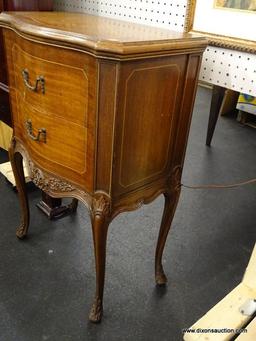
[
  {"x1": 89, "y1": 195, "x2": 111, "y2": 323},
  {"x1": 155, "y1": 189, "x2": 180, "y2": 285},
  {"x1": 9, "y1": 139, "x2": 30, "y2": 239}
]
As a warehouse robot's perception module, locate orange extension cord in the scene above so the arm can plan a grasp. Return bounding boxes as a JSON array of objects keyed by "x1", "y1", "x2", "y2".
[{"x1": 182, "y1": 178, "x2": 256, "y2": 190}]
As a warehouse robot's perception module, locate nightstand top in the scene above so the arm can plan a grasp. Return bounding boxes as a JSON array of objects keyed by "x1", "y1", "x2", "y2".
[{"x1": 0, "y1": 12, "x2": 207, "y2": 58}]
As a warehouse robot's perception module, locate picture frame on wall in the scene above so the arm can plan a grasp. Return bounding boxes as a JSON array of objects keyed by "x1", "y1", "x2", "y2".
[{"x1": 186, "y1": 0, "x2": 256, "y2": 52}]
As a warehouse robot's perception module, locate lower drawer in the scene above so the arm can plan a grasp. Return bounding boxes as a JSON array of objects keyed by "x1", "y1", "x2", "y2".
[{"x1": 14, "y1": 93, "x2": 93, "y2": 191}]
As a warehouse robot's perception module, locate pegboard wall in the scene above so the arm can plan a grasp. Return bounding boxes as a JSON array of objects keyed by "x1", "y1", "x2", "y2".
[
  {"x1": 53, "y1": 0, "x2": 256, "y2": 97},
  {"x1": 53, "y1": 0, "x2": 188, "y2": 31},
  {"x1": 200, "y1": 46, "x2": 256, "y2": 96}
]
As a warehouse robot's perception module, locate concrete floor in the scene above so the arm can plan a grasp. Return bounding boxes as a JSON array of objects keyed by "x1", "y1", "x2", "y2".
[{"x1": 0, "y1": 86, "x2": 256, "y2": 341}]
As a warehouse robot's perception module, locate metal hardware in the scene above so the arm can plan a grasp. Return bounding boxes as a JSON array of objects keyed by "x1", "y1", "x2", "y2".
[
  {"x1": 239, "y1": 299, "x2": 256, "y2": 316},
  {"x1": 22, "y1": 69, "x2": 45, "y2": 94},
  {"x1": 25, "y1": 120, "x2": 47, "y2": 143}
]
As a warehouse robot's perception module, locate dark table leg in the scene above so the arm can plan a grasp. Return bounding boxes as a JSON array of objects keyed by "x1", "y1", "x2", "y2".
[
  {"x1": 206, "y1": 85, "x2": 226, "y2": 146},
  {"x1": 37, "y1": 192, "x2": 78, "y2": 220}
]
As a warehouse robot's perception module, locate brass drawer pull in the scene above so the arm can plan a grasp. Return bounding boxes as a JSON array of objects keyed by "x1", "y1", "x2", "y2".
[
  {"x1": 25, "y1": 120, "x2": 47, "y2": 143},
  {"x1": 22, "y1": 69, "x2": 45, "y2": 94}
]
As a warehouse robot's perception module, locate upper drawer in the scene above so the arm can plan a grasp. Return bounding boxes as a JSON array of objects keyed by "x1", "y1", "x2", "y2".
[
  {"x1": 4, "y1": 30, "x2": 97, "y2": 127},
  {"x1": 12, "y1": 44, "x2": 88, "y2": 125}
]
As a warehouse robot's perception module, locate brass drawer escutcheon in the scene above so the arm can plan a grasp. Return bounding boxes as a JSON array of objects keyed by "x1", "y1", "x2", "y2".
[
  {"x1": 22, "y1": 69, "x2": 45, "y2": 94},
  {"x1": 25, "y1": 119, "x2": 47, "y2": 143}
]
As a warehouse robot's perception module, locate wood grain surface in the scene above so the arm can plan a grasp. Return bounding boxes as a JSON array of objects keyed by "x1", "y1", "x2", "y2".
[{"x1": 0, "y1": 12, "x2": 207, "y2": 57}]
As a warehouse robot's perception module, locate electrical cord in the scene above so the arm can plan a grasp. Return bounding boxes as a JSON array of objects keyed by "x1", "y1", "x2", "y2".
[{"x1": 181, "y1": 178, "x2": 256, "y2": 190}]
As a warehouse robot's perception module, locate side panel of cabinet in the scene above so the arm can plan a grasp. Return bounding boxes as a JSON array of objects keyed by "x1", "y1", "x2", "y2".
[
  {"x1": 95, "y1": 60, "x2": 119, "y2": 195},
  {"x1": 172, "y1": 54, "x2": 202, "y2": 168},
  {"x1": 0, "y1": 24, "x2": 10, "y2": 127},
  {"x1": 112, "y1": 56, "x2": 187, "y2": 198},
  {"x1": 0, "y1": 0, "x2": 5, "y2": 85},
  {"x1": 0, "y1": 29, "x2": 7, "y2": 85},
  {"x1": 0, "y1": 0, "x2": 7, "y2": 86}
]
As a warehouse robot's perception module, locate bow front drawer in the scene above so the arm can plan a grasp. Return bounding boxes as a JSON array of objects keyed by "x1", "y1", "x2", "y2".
[
  {"x1": 16, "y1": 95, "x2": 90, "y2": 188},
  {"x1": 4, "y1": 30, "x2": 97, "y2": 191},
  {"x1": 12, "y1": 43, "x2": 91, "y2": 126}
]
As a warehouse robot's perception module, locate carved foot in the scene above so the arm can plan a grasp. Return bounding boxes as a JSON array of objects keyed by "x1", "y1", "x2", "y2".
[
  {"x1": 16, "y1": 225, "x2": 27, "y2": 239},
  {"x1": 155, "y1": 265, "x2": 167, "y2": 286},
  {"x1": 89, "y1": 297, "x2": 103, "y2": 323}
]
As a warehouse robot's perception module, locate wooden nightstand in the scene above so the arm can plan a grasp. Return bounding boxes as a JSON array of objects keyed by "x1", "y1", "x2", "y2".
[{"x1": 0, "y1": 12, "x2": 207, "y2": 323}]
